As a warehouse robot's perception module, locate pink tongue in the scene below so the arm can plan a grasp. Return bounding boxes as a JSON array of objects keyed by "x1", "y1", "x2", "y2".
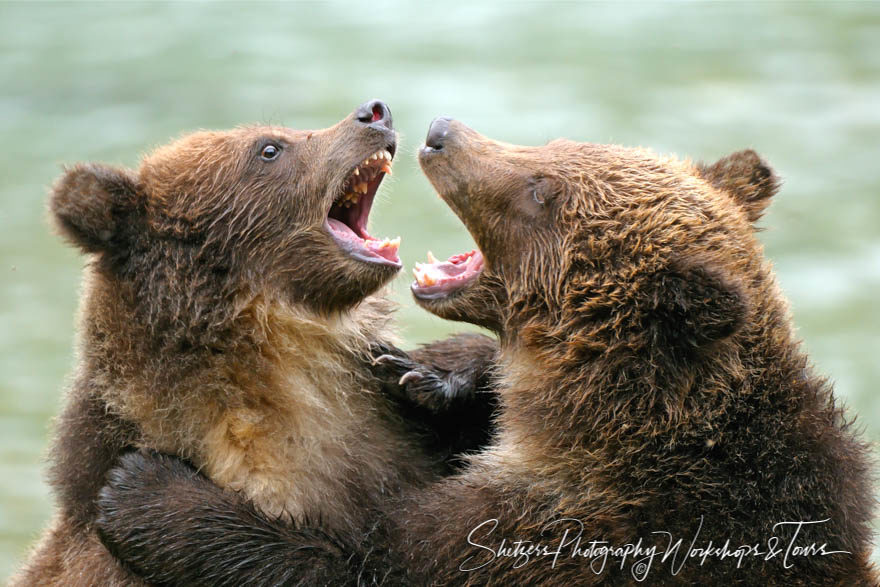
[
  {"x1": 327, "y1": 218, "x2": 360, "y2": 241},
  {"x1": 415, "y1": 251, "x2": 483, "y2": 287},
  {"x1": 431, "y1": 260, "x2": 470, "y2": 278},
  {"x1": 328, "y1": 218, "x2": 399, "y2": 263},
  {"x1": 364, "y1": 239, "x2": 400, "y2": 262},
  {"x1": 430, "y1": 251, "x2": 480, "y2": 277}
]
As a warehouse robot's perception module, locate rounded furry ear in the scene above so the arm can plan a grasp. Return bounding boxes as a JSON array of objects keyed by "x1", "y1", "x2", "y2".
[
  {"x1": 697, "y1": 149, "x2": 780, "y2": 223},
  {"x1": 49, "y1": 163, "x2": 138, "y2": 253}
]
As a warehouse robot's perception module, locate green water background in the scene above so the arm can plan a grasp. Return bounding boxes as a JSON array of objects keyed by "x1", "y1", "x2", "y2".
[{"x1": 1, "y1": 1, "x2": 878, "y2": 579}]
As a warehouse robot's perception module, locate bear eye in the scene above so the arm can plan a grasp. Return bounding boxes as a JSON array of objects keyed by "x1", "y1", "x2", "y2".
[
  {"x1": 532, "y1": 189, "x2": 545, "y2": 205},
  {"x1": 260, "y1": 144, "x2": 281, "y2": 161}
]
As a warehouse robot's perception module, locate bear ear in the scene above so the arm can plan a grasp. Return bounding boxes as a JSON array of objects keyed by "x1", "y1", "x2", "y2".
[
  {"x1": 49, "y1": 163, "x2": 139, "y2": 253},
  {"x1": 697, "y1": 149, "x2": 780, "y2": 224},
  {"x1": 649, "y1": 258, "x2": 748, "y2": 353}
]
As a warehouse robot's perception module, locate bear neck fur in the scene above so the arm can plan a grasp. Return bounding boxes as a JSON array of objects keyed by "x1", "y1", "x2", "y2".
[
  {"x1": 494, "y1": 265, "x2": 801, "y2": 478},
  {"x1": 486, "y1": 266, "x2": 874, "y2": 560},
  {"x1": 61, "y1": 262, "x2": 426, "y2": 533}
]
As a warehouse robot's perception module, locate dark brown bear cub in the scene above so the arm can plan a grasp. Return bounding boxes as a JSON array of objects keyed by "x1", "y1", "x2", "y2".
[
  {"x1": 402, "y1": 120, "x2": 876, "y2": 584},
  {"x1": 11, "y1": 103, "x2": 498, "y2": 586},
  {"x1": 96, "y1": 119, "x2": 876, "y2": 584}
]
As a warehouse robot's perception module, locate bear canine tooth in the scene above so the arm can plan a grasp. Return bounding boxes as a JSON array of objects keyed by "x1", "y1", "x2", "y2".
[
  {"x1": 412, "y1": 265, "x2": 436, "y2": 287},
  {"x1": 353, "y1": 168, "x2": 359, "y2": 176},
  {"x1": 426, "y1": 251, "x2": 438, "y2": 264}
]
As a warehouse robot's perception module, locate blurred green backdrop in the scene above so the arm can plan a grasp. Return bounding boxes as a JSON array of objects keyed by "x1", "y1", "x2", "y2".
[{"x1": 1, "y1": 1, "x2": 878, "y2": 580}]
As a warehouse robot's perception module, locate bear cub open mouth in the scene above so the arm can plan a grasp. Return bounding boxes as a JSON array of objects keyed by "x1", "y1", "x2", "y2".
[
  {"x1": 326, "y1": 148, "x2": 400, "y2": 266},
  {"x1": 411, "y1": 248, "x2": 484, "y2": 299}
]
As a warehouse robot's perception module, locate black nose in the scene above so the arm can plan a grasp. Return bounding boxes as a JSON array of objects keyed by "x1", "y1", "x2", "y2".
[
  {"x1": 355, "y1": 99, "x2": 393, "y2": 130},
  {"x1": 425, "y1": 117, "x2": 452, "y2": 150}
]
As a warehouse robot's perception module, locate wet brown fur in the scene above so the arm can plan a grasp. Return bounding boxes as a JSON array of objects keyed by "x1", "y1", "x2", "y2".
[
  {"x1": 88, "y1": 124, "x2": 876, "y2": 585},
  {"x1": 397, "y1": 123, "x2": 877, "y2": 584},
  {"x1": 11, "y1": 112, "x2": 487, "y2": 585}
]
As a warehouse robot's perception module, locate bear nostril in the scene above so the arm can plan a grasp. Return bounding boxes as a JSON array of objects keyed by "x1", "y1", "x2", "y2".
[
  {"x1": 355, "y1": 100, "x2": 393, "y2": 129},
  {"x1": 425, "y1": 117, "x2": 452, "y2": 151}
]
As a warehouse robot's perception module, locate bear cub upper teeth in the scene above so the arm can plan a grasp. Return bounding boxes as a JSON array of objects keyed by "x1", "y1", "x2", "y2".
[{"x1": 339, "y1": 149, "x2": 393, "y2": 208}]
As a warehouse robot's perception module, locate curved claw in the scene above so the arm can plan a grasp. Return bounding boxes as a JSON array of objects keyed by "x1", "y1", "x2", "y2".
[
  {"x1": 398, "y1": 371, "x2": 425, "y2": 386},
  {"x1": 372, "y1": 354, "x2": 400, "y2": 366}
]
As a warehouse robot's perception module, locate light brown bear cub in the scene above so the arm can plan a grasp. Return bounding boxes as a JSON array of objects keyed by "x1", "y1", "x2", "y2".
[{"x1": 12, "y1": 103, "x2": 497, "y2": 586}]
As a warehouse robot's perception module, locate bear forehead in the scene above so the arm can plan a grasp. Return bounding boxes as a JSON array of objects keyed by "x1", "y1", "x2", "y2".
[
  {"x1": 511, "y1": 145, "x2": 750, "y2": 242},
  {"x1": 517, "y1": 143, "x2": 705, "y2": 202},
  {"x1": 142, "y1": 126, "x2": 306, "y2": 167},
  {"x1": 496, "y1": 140, "x2": 696, "y2": 184},
  {"x1": 136, "y1": 126, "x2": 313, "y2": 198}
]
